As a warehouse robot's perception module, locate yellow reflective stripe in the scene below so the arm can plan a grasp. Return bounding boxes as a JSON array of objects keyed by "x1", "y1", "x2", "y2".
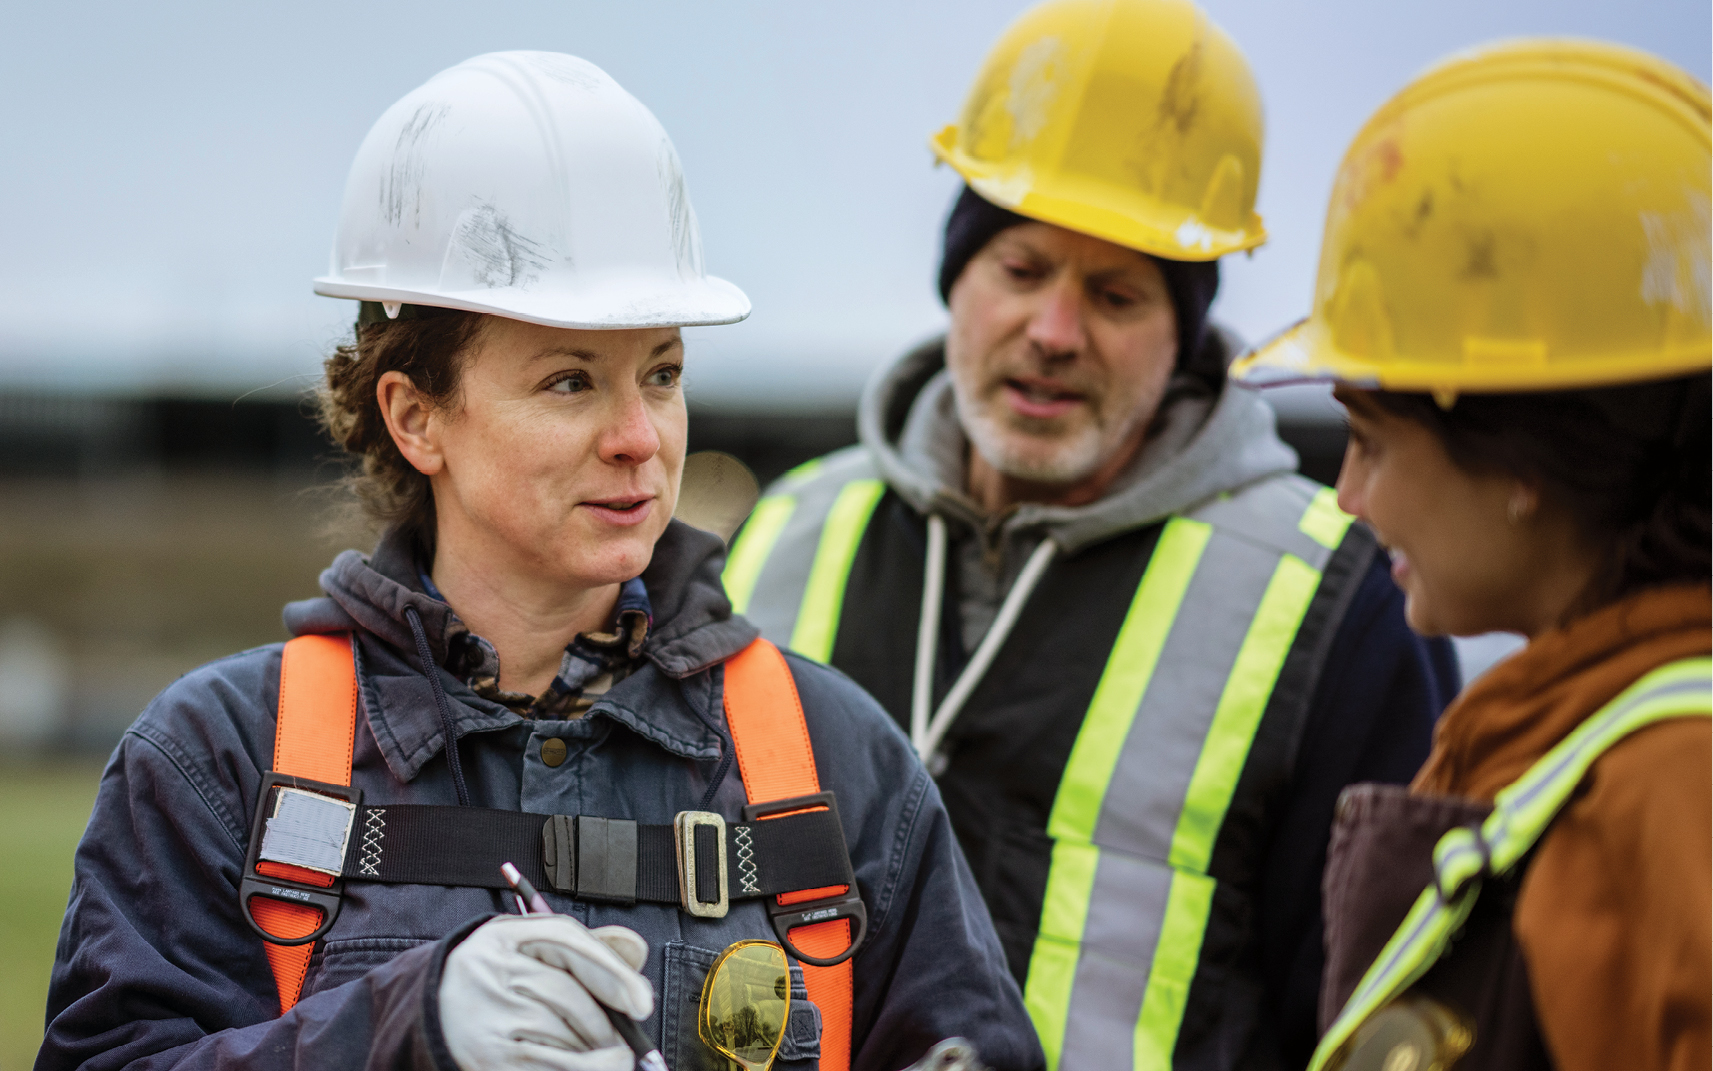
[
  {"x1": 1025, "y1": 840, "x2": 1101, "y2": 1071},
  {"x1": 779, "y1": 456, "x2": 825, "y2": 486},
  {"x1": 1497, "y1": 655, "x2": 1711, "y2": 833},
  {"x1": 1308, "y1": 655, "x2": 1713, "y2": 1071},
  {"x1": 721, "y1": 494, "x2": 797, "y2": 615},
  {"x1": 1169, "y1": 554, "x2": 1323, "y2": 873},
  {"x1": 787, "y1": 478, "x2": 885, "y2": 663},
  {"x1": 1047, "y1": 519, "x2": 1212, "y2": 843},
  {"x1": 1298, "y1": 486, "x2": 1355, "y2": 550},
  {"x1": 1128, "y1": 555, "x2": 1321, "y2": 1061},
  {"x1": 1133, "y1": 871, "x2": 1216, "y2": 1070}
]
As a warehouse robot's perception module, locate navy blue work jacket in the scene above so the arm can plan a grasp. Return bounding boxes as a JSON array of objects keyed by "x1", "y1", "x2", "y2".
[{"x1": 38, "y1": 522, "x2": 1043, "y2": 1071}]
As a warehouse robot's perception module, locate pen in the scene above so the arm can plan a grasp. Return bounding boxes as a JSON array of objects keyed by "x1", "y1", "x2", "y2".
[{"x1": 500, "y1": 862, "x2": 669, "y2": 1071}]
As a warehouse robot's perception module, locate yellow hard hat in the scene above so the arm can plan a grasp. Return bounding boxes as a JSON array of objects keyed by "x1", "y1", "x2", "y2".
[
  {"x1": 932, "y1": 0, "x2": 1267, "y2": 262},
  {"x1": 1233, "y1": 39, "x2": 1712, "y2": 396}
]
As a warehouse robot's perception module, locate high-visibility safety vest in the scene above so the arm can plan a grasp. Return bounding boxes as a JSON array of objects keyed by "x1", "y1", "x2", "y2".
[
  {"x1": 1310, "y1": 656, "x2": 1713, "y2": 1071},
  {"x1": 249, "y1": 633, "x2": 858, "y2": 1071},
  {"x1": 726, "y1": 447, "x2": 1375, "y2": 1070}
]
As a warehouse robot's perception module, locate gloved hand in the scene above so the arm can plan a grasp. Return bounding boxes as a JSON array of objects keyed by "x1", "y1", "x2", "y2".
[{"x1": 438, "y1": 913, "x2": 654, "y2": 1070}]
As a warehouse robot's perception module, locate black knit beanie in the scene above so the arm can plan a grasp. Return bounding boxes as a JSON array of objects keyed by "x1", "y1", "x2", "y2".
[{"x1": 937, "y1": 185, "x2": 1221, "y2": 370}]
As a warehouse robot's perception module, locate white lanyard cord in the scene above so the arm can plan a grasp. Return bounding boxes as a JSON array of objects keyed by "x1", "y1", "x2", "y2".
[
  {"x1": 910, "y1": 513, "x2": 1058, "y2": 766},
  {"x1": 909, "y1": 514, "x2": 949, "y2": 758}
]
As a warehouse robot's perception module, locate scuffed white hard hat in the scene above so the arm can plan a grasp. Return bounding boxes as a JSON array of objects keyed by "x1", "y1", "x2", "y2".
[{"x1": 314, "y1": 51, "x2": 750, "y2": 329}]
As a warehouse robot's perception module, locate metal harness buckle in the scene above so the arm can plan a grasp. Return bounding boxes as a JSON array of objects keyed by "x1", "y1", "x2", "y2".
[{"x1": 674, "y1": 810, "x2": 730, "y2": 918}]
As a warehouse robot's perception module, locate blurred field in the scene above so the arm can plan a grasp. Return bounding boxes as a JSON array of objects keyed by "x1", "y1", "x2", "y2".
[
  {"x1": 0, "y1": 762, "x2": 104, "y2": 1070},
  {"x1": 0, "y1": 476, "x2": 372, "y2": 750}
]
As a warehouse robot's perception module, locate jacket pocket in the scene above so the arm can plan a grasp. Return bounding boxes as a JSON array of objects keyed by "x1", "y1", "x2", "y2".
[
  {"x1": 304, "y1": 936, "x2": 430, "y2": 995},
  {"x1": 661, "y1": 940, "x2": 821, "y2": 1070}
]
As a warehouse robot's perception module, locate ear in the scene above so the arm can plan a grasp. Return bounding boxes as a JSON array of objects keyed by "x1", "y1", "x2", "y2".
[{"x1": 377, "y1": 371, "x2": 445, "y2": 476}]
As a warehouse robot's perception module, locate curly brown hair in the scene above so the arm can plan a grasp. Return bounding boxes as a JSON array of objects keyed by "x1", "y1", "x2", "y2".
[{"x1": 316, "y1": 307, "x2": 488, "y2": 537}]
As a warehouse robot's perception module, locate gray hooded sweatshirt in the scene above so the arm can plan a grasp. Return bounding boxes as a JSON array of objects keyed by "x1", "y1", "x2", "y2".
[
  {"x1": 859, "y1": 330, "x2": 1296, "y2": 649},
  {"x1": 731, "y1": 331, "x2": 1454, "y2": 1068}
]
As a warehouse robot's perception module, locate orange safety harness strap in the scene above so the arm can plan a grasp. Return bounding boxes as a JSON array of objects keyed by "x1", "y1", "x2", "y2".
[
  {"x1": 255, "y1": 631, "x2": 856, "y2": 1068},
  {"x1": 723, "y1": 637, "x2": 856, "y2": 1071},
  {"x1": 256, "y1": 633, "x2": 358, "y2": 1014}
]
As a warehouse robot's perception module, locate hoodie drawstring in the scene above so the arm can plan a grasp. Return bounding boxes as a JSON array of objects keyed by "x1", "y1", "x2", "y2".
[
  {"x1": 404, "y1": 605, "x2": 472, "y2": 806},
  {"x1": 910, "y1": 514, "x2": 1057, "y2": 771}
]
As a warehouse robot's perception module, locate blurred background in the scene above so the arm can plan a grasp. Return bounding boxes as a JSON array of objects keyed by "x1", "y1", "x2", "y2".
[{"x1": 0, "y1": 0, "x2": 1706, "y2": 1064}]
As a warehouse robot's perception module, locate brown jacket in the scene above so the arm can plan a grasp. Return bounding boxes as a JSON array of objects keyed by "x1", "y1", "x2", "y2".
[{"x1": 1414, "y1": 583, "x2": 1712, "y2": 1071}]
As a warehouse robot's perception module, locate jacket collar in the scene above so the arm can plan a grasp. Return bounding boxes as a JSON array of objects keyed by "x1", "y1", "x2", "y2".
[
  {"x1": 282, "y1": 519, "x2": 756, "y2": 781},
  {"x1": 1414, "y1": 582, "x2": 1712, "y2": 801}
]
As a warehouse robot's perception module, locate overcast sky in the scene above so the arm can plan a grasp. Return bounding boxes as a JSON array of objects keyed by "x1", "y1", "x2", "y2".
[{"x1": 0, "y1": 0, "x2": 1706, "y2": 407}]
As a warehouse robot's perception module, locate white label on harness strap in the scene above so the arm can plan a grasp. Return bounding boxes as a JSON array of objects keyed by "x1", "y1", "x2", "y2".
[{"x1": 259, "y1": 788, "x2": 356, "y2": 876}]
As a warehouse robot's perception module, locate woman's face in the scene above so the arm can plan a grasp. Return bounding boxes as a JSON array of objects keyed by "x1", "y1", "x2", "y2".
[
  {"x1": 1333, "y1": 387, "x2": 1582, "y2": 638},
  {"x1": 409, "y1": 317, "x2": 687, "y2": 591}
]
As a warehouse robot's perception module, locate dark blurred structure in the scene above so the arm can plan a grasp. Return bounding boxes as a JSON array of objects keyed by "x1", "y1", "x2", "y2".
[
  {"x1": 0, "y1": 391, "x2": 1344, "y2": 754},
  {"x1": 0, "y1": 393, "x2": 1345, "y2": 486}
]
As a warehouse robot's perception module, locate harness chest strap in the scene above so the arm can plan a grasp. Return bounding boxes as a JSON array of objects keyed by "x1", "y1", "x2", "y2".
[
  {"x1": 250, "y1": 634, "x2": 858, "y2": 1071},
  {"x1": 1309, "y1": 656, "x2": 1713, "y2": 1071}
]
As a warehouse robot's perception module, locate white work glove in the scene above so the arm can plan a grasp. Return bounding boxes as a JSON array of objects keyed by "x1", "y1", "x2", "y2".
[{"x1": 438, "y1": 913, "x2": 654, "y2": 1071}]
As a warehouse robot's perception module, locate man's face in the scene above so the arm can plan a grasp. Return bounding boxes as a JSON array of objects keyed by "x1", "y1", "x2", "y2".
[{"x1": 944, "y1": 221, "x2": 1180, "y2": 488}]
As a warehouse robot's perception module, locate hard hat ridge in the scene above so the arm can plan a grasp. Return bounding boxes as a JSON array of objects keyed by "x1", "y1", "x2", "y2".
[
  {"x1": 315, "y1": 51, "x2": 749, "y2": 330},
  {"x1": 932, "y1": 0, "x2": 1268, "y2": 262}
]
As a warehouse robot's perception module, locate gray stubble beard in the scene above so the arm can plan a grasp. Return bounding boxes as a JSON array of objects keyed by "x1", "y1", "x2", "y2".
[{"x1": 951, "y1": 376, "x2": 1151, "y2": 486}]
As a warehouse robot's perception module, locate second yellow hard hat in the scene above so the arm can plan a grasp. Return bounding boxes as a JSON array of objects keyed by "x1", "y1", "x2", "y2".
[
  {"x1": 1233, "y1": 39, "x2": 1711, "y2": 396},
  {"x1": 932, "y1": 0, "x2": 1268, "y2": 262}
]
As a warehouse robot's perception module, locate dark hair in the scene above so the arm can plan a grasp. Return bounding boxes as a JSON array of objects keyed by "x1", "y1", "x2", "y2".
[
  {"x1": 937, "y1": 184, "x2": 1222, "y2": 381},
  {"x1": 316, "y1": 306, "x2": 488, "y2": 536},
  {"x1": 1366, "y1": 371, "x2": 1710, "y2": 606}
]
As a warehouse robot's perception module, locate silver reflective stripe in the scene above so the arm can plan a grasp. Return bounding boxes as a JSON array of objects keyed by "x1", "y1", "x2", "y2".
[
  {"x1": 1066, "y1": 851, "x2": 1177, "y2": 1064},
  {"x1": 1186, "y1": 479, "x2": 1347, "y2": 570},
  {"x1": 1056, "y1": 528, "x2": 1309, "y2": 1067},
  {"x1": 260, "y1": 787, "x2": 356, "y2": 875},
  {"x1": 1089, "y1": 528, "x2": 1290, "y2": 859},
  {"x1": 1032, "y1": 475, "x2": 1347, "y2": 1070},
  {"x1": 731, "y1": 447, "x2": 880, "y2": 647}
]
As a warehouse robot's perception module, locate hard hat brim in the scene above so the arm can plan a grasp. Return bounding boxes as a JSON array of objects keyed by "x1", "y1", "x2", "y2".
[
  {"x1": 1233, "y1": 318, "x2": 1713, "y2": 394},
  {"x1": 932, "y1": 134, "x2": 1266, "y2": 263},
  {"x1": 312, "y1": 274, "x2": 752, "y2": 331}
]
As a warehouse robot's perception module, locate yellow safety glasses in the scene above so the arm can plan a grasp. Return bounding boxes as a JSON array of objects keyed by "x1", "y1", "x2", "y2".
[{"x1": 698, "y1": 940, "x2": 791, "y2": 1071}]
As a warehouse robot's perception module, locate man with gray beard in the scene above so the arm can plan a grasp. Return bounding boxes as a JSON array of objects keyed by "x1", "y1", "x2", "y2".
[{"x1": 722, "y1": 1, "x2": 1458, "y2": 1067}]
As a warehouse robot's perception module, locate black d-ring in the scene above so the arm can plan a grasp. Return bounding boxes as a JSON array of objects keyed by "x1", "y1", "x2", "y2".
[
  {"x1": 767, "y1": 890, "x2": 868, "y2": 967},
  {"x1": 239, "y1": 876, "x2": 345, "y2": 946}
]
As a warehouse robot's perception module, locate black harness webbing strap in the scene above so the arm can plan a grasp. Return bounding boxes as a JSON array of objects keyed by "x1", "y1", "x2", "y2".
[{"x1": 337, "y1": 804, "x2": 852, "y2": 906}]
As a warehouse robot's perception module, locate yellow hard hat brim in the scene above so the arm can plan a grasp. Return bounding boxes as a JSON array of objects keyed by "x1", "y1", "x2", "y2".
[
  {"x1": 933, "y1": 128, "x2": 1266, "y2": 262},
  {"x1": 1233, "y1": 318, "x2": 1712, "y2": 395}
]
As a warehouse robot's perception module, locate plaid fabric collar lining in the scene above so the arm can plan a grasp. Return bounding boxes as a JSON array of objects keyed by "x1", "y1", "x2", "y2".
[{"x1": 419, "y1": 571, "x2": 654, "y2": 719}]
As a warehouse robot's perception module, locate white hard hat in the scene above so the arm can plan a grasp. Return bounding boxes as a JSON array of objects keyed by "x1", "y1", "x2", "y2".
[{"x1": 314, "y1": 51, "x2": 750, "y2": 329}]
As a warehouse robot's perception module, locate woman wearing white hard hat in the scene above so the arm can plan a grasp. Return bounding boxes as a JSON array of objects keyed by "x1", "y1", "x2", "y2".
[
  {"x1": 1234, "y1": 40, "x2": 1710, "y2": 1071},
  {"x1": 39, "y1": 52, "x2": 1041, "y2": 1071}
]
